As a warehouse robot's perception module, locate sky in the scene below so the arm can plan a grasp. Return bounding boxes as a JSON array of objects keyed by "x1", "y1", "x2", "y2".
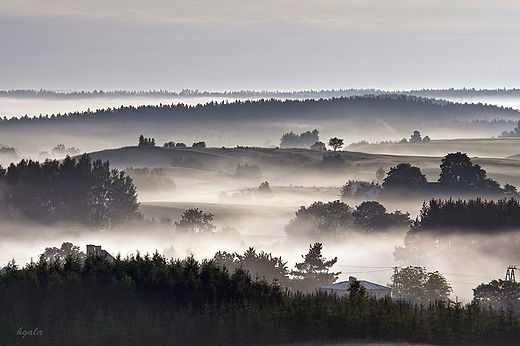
[{"x1": 1, "y1": 0, "x2": 519, "y2": 91}]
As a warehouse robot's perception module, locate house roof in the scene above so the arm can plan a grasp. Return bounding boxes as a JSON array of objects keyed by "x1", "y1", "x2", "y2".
[{"x1": 321, "y1": 280, "x2": 390, "y2": 291}]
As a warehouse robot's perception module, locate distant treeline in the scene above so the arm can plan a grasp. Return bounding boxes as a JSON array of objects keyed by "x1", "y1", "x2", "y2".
[
  {"x1": 1, "y1": 253, "x2": 519, "y2": 345},
  {"x1": 0, "y1": 95, "x2": 517, "y2": 126},
  {"x1": 2, "y1": 87, "x2": 520, "y2": 100}
]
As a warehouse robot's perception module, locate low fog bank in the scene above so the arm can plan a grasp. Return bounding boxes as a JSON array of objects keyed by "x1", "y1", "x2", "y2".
[{"x1": 2, "y1": 218, "x2": 515, "y2": 301}]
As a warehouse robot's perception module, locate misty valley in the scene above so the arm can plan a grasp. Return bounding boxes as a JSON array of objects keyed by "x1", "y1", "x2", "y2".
[{"x1": 3, "y1": 90, "x2": 520, "y2": 345}]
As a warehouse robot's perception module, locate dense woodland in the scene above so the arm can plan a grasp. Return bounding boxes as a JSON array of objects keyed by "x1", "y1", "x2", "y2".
[
  {"x1": 1, "y1": 252, "x2": 520, "y2": 345},
  {"x1": 0, "y1": 154, "x2": 140, "y2": 228},
  {"x1": 0, "y1": 95, "x2": 517, "y2": 128}
]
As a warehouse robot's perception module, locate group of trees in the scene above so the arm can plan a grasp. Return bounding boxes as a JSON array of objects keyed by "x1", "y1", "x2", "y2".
[
  {"x1": 381, "y1": 152, "x2": 505, "y2": 197},
  {"x1": 125, "y1": 167, "x2": 176, "y2": 191},
  {"x1": 280, "y1": 129, "x2": 320, "y2": 148},
  {"x1": 410, "y1": 197, "x2": 520, "y2": 234},
  {"x1": 284, "y1": 200, "x2": 410, "y2": 239},
  {"x1": 234, "y1": 164, "x2": 263, "y2": 179},
  {"x1": 409, "y1": 130, "x2": 431, "y2": 143},
  {"x1": 213, "y1": 243, "x2": 339, "y2": 292},
  {"x1": 0, "y1": 154, "x2": 141, "y2": 228},
  {"x1": 390, "y1": 266, "x2": 452, "y2": 304},
  {"x1": 500, "y1": 120, "x2": 520, "y2": 137},
  {"x1": 138, "y1": 135, "x2": 155, "y2": 147},
  {"x1": 163, "y1": 141, "x2": 187, "y2": 148},
  {"x1": 1, "y1": 250, "x2": 520, "y2": 344},
  {"x1": 395, "y1": 197, "x2": 520, "y2": 263}
]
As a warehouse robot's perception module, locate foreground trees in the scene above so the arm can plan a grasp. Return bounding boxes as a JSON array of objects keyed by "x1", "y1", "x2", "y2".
[
  {"x1": 1, "y1": 154, "x2": 141, "y2": 228},
  {"x1": 1, "y1": 251, "x2": 519, "y2": 345},
  {"x1": 473, "y1": 279, "x2": 520, "y2": 310}
]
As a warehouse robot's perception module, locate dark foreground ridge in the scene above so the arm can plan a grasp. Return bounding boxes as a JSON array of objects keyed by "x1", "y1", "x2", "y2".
[{"x1": 0, "y1": 252, "x2": 518, "y2": 345}]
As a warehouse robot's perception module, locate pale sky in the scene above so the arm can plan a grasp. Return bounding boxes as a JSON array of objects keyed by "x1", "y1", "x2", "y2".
[{"x1": 1, "y1": 0, "x2": 519, "y2": 91}]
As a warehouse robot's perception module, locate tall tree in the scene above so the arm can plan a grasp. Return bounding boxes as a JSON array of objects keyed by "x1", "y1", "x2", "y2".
[{"x1": 291, "y1": 243, "x2": 340, "y2": 292}]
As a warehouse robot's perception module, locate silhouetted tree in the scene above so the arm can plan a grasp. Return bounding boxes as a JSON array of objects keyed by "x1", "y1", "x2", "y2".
[
  {"x1": 473, "y1": 279, "x2": 520, "y2": 310},
  {"x1": 192, "y1": 141, "x2": 206, "y2": 148},
  {"x1": 138, "y1": 135, "x2": 155, "y2": 147},
  {"x1": 175, "y1": 142, "x2": 187, "y2": 148},
  {"x1": 42, "y1": 242, "x2": 86, "y2": 263},
  {"x1": 353, "y1": 201, "x2": 410, "y2": 232},
  {"x1": 291, "y1": 243, "x2": 340, "y2": 292},
  {"x1": 439, "y1": 152, "x2": 501, "y2": 193},
  {"x1": 410, "y1": 130, "x2": 422, "y2": 143},
  {"x1": 174, "y1": 208, "x2": 216, "y2": 233},
  {"x1": 163, "y1": 141, "x2": 175, "y2": 147},
  {"x1": 280, "y1": 129, "x2": 319, "y2": 148},
  {"x1": 258, "y1": 181, "x2": 272, "y2": 195},
  {"x1": 340, "y1": 180, "x2": 373, "y2": 200},
  {"x1": 1, "y1": 154, "x2": 140, "y2": 228},
  {"x1": 328, "y1": 137, "x2": 344, "y2": 152},
  {"x1": 382, "y1": 163, "x2": 427, "y2": 195},
  {"x1": 285, "y1": 201, "x2": 353, "y2": 239}
]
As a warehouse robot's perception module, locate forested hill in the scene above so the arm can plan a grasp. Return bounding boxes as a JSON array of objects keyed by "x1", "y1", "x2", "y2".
[{"x1": 1, "y1": 95, "x2": 518, "y2": 128}]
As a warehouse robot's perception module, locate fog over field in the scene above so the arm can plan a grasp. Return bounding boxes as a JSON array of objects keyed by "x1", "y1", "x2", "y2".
[{"x1": 2, "y1": 0, "x2": 520, "y2": 343}]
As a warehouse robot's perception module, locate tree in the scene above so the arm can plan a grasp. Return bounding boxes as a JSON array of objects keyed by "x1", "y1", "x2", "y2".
[
  {"x1": 291, "y1": 243, "x2": 340, "y2": 292},
  {"x1": 352, "y1": 201, "x2": 410, "y2": 232},
  {"x1": 382, "y1": 163, "x2": 427, "y2": 195},
  {"x1": 410, "y1": 130, "x2": 422, "y2": 143},
  {"x1": 310, "y1": 141, "x2": 326, "y2": 151},
  {"x1": 473, "y1": 279, "x2": 520, "y2": 310},
  {"x1": 340, "y1": 180, "x2": 373, "y2": 200},
  {"x1": 174, "y1": 208, "x2": 216, "y2": 233},
  {"x1": 42, "y1": 242, "x2": 86, "y2": 263},
  {"x1": 328, "y1": 137, "x2": 344, "y2": 152},
  {"x1": 439, "y1": 152, "x2": 501, "y2": 193},
  {"x1": 280, "y1": 129, "x2": 319, "y2": 148},
  {"x1": 138, "y1": 135, "x2": 155, "y2": 147},
  {"x1": 163, "y1": 141, "x2": 175, "y2": 148},
  {"x1": 285, "y1": 201, "x2": 353, "y2": 239},
  {"x1": 258, "y1": 181, "x2": 272, "y2": 195},
  {"x1": 390, "y1": 266, "x2": 452, "y2": 304},
  {"x1": 192, "y1": 141, "x2": 206, "y2": 148},
  {"x1": 422, "y1": 136, "x2": 431, "y2": 143}
]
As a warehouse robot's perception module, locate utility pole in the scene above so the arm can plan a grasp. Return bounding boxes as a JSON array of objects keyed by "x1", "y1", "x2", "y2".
[{"x1": 505, "y1": 265, "x2": 517, "y2": 282}]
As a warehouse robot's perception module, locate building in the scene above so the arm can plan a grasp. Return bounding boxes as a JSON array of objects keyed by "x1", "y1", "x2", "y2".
[
  {"x1": 86, "y1": 244, "x2": 115, "y2": 262},
  {"x1": 320, "y1": 276, "x2": 391, "y2": 299}
]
